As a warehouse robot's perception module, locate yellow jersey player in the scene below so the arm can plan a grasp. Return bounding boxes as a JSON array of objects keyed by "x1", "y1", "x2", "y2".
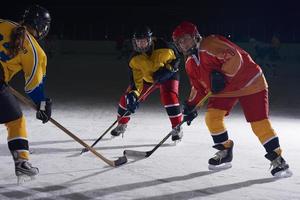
[
  {"x1": 110, "y1": 26, "x2": 183, "y2": 141},
  {"x1": 0, "y1": 5, "x2": 52, "y2": 181}
]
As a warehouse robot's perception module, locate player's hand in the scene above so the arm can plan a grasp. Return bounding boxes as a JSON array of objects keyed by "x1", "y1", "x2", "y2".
[
  {"x1": 182, "y1": 102, "x2": 198, "y2": 126},
  {"x1": 211, "y1": 70, "x2": 226, "y2": 93},
  {"x1": 153, "y1": 67, "x2": 175, "y2": 83},
  {"x1": 126, "y1": 92, "x2": 139, "y2": 113},
  {"x1": 36, "y1": 98, "x2": 52, "y2": 123}
]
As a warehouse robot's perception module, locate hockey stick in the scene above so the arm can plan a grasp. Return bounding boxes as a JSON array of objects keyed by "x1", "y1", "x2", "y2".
[
  {"x1": 8, "y1": 86, "x2": 127, "y2": 167},
  {"x1": 123, "y1": 91, "x2": 212, "y2": 158},
  {"x1": 80, "y1": 81, "x2": 158, "y2": 154}
]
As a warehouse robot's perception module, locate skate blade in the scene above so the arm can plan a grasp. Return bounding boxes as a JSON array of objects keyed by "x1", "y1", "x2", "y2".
[
  {"x1": 110, "y1": 135, "x2": 120, "y2": 139},
  {"x1": 274, "y1": 169, "x2": 293, "y2": 178},
  {"x1": 208, "y1": 162, "x2": 232, "y2": 171},
  {"x1": 17, "y1": 175, "x2": 36, "y2": 185},
  {"x1": 172, "y1": 139, "x2": 182, "y2": 145}
]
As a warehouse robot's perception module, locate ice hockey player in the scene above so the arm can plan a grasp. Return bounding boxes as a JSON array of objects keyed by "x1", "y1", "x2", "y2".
[
  {"x1": 0, "y1": 5, "x2": 52, "y2": 182},
  {"x1": 172, "y1": 21, "x2": 292, "y2": 177},
  {"x1": 110, "y1": 25, "x2": 183, "y2": 141}
]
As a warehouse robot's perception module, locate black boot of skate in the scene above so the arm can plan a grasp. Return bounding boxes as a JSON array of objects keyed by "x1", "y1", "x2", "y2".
[
  {"x1": 11, "y1": 151, "x2": 39, "y2": 184},
  {"x1": 265, "y1": 151, "x2": 293, "y2": 178},
  {"x1": 111, "y1": 123, "x2": 127, "y2": 137},
  {"x1": 15, "y1": 160, "x2": 39, "y2": 177},
  {"x1": 208, "y1": 140, "x2": 234, "y2": 170},
  {"x1": 171, "y1": 126, "x2": 183, "y2": 142}
]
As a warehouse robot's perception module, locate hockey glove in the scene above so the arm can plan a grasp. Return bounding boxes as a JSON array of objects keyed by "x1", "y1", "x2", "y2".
[
  {"x1": 153, "y1": 67, "x2": 175, "y2": 83},
  {"x1": 211, "y1": 70, "x2": 226, "y2": 94},
  {"x1": 36, "y1": 98, "x2": 52, "y2": 123},
  {"x1": 182, "y1": 102, "x2": 198, "y2": 126},
  {"x1": 126, "y1": 92, "x2": 139, "y2": 113}
]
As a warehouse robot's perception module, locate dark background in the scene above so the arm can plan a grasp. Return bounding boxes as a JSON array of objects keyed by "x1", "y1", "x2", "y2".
[
  {"x1": 2, "y1": 0, "x2": 300, "y2": 117},
  {"x1": 2, "y1": 0, "x2": 300, "y2": 42}
]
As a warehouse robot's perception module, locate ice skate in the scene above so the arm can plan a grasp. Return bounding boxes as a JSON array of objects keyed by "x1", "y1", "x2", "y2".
[
  {"x1": 208, "y1": 140, "x2": 234, "y2": 170},
  {"x1": 171, "y1": 126, "x2": 183, "y2": 144},
  {"x1": 15, "y1": 160, "x2": 39, "y2": 184},
  {"x1": 111, "y1": 123, "x2": 127, "y2": 138},
  {"x1": 265, "y1": 151, "x2": 293, "y2": 178}
]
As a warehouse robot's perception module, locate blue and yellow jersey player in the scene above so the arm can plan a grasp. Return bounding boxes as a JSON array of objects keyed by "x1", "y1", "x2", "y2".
[
  {"x1": 0, "y1": 5, "x2": 52, "y2": 180},
  {"x1": 110, "y1": 26, "x2": 183, "y2": 142}
]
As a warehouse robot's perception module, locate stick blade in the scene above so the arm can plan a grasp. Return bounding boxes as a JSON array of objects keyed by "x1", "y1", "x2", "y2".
[
  {"x1": 114, "y1": 156, "x2": 128, "y2": 166},
  {"x1": 123, "y1": 150, "x2": 148, "y2": 157}
]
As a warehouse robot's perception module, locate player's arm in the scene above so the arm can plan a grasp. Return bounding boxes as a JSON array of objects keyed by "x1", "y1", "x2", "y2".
[
  {"x1": 21, "y1": 35, "x2": 51, "y2": 123},
  {"x1": 153, "y1": 43, "x2": 180, "y2": 83},
  {"x1": 124, "y1": 65, "x2": 144, "y2": 113},
  {"x1": 128, "y1": 64, "x2": 144, "y2": 97},
  {"x1": 182, "y1": 66, "x2": 208, "y2": 125}
]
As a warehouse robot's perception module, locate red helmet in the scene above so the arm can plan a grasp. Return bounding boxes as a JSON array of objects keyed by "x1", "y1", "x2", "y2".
[
  {"x1": 172, "y1": 21, "x2": 202, "y2": 55},
  {"x1": 172, "y1": 21, "x2": 199, "y2": 42}
]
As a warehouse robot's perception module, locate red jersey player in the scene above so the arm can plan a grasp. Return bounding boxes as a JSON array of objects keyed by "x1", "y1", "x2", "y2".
[{"x1": 172, "y1": 21, "x2": 292, "y2": 177}]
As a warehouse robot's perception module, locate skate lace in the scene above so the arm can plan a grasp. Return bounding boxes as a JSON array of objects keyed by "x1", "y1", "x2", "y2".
[
  {"x1": 116, "y1": 124, "x2": 126, "y2": 132},
  {"x1": 20, "y1": 161, "x2": 32, "y2": 170},
  {"x1": 26, "y1": 161, "x2": 33, "y2": 168},
  {"x1": 171, "y1": 126, "x2": 182, "y2": 136},
  {"x1": 269, "y1": 156, "x2": 283, "y2": 170},
  {"x1": 116, "y1": 124, "x2": 126, "y2": 138},
  {"x1": 214, "y1": 150, "x2": 228, "y2": 160}
]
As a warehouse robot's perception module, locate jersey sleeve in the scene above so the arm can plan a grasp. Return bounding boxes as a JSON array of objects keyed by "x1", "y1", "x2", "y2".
[
  {"x1": 185, "y1": 64, "x2": 207, "y2": 106},
  {"x1": 154, "y1": 39, "x2": 179, "y2": 71},
  {"x1": 128, "y1": 59, "x2": 144, "y2": 97},
  {"x1": 21, "y1": 34, "x2": 47, "y2": 104}
]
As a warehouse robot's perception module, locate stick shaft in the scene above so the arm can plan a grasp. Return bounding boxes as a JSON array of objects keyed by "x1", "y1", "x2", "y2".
[
  {"x1": 147, "y1": 91, "x2": 212, "y2": 156},
  {"x1": 8, "y1": 86, "x2": 116, "y2": 166},
  {"x1": 89, "y1": 82, "x2": 158, "y2": 148}
]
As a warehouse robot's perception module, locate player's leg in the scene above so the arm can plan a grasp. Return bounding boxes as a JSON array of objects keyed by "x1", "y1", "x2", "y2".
[
  {"x1": 111, "y1": 87, "x2": 131, "y2": 136},
  {"x1": 240, "y1": 89, "x2": 292, "y2": 177},
  {"x1": 160, "y1": 79, "x2": 182, "y2": 141},
  {"x1": 111, "y1": 83, "x2": 158, "y2": 136},
  {"x1": 205, "y1": 97, "x2": 237, "y2": 170},
  {"x1": 0, "y1": 84, "x2": 38, "y2": 179}
]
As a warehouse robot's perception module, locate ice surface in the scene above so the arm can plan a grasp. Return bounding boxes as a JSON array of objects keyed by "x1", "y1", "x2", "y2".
[
  {"x1": 1, "y1": 54, "x2": 299, "y2": 199},
  {"x1": 0, "y1": 105, "x2": 299, "y2": 200}
]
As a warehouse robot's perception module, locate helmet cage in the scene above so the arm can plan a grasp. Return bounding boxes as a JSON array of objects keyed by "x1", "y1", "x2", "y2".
[
  {"x1": 174, "y1": 33, "x2": 202, "y2": 56},
  {"x1": 132, "y1": 36, "x2": 152, "y2": 53}
]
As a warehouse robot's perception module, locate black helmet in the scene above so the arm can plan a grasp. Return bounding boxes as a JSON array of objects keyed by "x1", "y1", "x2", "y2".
[
  {"x1": 22, "y1": 5, "x2": 51, "y2": 40},
  {"x1": 132, "y1": 25, "x2": 153, "y2": 53}
]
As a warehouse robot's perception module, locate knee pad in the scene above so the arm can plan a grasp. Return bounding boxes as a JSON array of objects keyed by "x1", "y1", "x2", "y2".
[{"x1": 205, "y1": 108, "x2": 227, "y2": 134}]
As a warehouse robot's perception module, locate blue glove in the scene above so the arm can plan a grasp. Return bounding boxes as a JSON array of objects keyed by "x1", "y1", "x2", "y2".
[
  {"x1": 182, "y1": 102, "x2": 198, "y2": 126},
  {"x1": 126, "y1": 92, "x2": 139, "y2": 113},
  {"x1": 36, "y1": 98, "x2": 52, "y2": 123},
  {"x1": 153, "y1": 68, "x2": 175, "y2": 83}
]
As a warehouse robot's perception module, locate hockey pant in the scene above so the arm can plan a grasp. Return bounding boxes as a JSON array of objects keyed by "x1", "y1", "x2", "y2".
[
  {"x1": 0, "y1": 82, "x2": 29, "y2": 161},
  {"x1": 116, "y1": 80, "x2": 182, "y2": 128},
  {"x1": 205, "y1": 89, "x2": 281, "y2": 155}
]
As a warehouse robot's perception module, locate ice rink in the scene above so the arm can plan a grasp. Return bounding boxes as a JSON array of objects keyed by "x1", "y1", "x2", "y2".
[{"x1": 1, "y1": 53, "x2": 299, "y2": 199}]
